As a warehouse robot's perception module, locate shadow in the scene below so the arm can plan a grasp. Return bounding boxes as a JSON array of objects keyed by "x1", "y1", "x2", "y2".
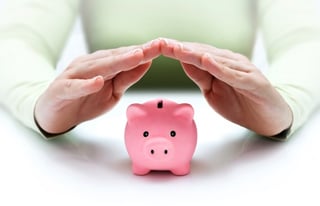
[
  {"x1": 46, "y1": 134, "x2": 188, "y2": 182},
  {"x1": 6, "y1": 124, "x2": 130, "y2": 177},
  {"x1": 190, "y1": 131, "x2": 286, "y2": 177},
  {"x1": 4, "y1": 119, "x2": 184, "y2": 182},
  {"x1": 134, "y1": 171, "x2": 183, "y2": 182}
]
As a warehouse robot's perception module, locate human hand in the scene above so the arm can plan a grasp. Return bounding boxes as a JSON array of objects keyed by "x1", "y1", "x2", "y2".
[
  {"x1": 160, "y1": 38, "x2": 293, "y2": 137},
  {"x1": 35, "y1": 39, "x2": 161, "y2": 135}
]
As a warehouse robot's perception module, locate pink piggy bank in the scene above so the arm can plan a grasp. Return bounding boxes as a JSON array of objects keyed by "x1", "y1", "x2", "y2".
[{"x1": 124, "y1": 99, "x2": 197, "y2": 176}]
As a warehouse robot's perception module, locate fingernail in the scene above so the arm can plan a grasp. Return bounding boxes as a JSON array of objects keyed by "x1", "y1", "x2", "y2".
[
  {"x1": 143, "y1": 39, "x2": 158, "y2": 49},
  {"x1": 93, "y1": 75, "x2": 103, "y2": 81},
  {"x1": 160, "y1": 37, "x2": 169, "y2": 45},
  {"x1": 144, "y1": 40, "x2": 154, "y2": 48}
]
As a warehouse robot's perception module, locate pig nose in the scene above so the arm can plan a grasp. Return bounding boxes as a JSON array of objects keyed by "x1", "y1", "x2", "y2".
[
  {"x1": 144, "y1": 138, "x2": 174, "y2": 160},
  {"x1": 150, "y1": 149, "x2": 168, "y2": 155}
]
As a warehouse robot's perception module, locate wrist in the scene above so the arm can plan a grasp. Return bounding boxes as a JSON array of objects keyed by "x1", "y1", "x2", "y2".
[{"x1": 34, "y1": 114, "x2": 76, "y2": 139}]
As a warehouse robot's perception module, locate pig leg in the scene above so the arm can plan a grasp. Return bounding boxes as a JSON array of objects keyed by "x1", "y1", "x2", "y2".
[
  {"x1": 132, "y1": 164, "x2": 150, "y2": 175},
  {"x1": 171, "y1": 163, "x2": 190, "y2": 176}
]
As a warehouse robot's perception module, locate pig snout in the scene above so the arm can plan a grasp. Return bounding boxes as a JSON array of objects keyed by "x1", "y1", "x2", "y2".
[{"x1": 144, "y1": 138, "x2": 174, "y2": 160}]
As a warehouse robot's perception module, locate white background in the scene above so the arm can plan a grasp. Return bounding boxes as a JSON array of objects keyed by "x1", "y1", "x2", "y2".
[{"x1": 1, "y1": 1, "x2": 320, "y2": 206}]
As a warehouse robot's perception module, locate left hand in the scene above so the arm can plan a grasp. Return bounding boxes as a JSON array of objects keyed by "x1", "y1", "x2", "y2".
[{"x1": 160, "y1": 38, "x2": 293, "y2": 137}]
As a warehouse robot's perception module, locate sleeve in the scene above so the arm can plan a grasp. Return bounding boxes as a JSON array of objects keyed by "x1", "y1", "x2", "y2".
[
  {"x1": 257, "y1": 0, "x2": 320, "y2": 140},
  {"x1": 0, "y1": 0, "x2": 80, "y2": 136}
]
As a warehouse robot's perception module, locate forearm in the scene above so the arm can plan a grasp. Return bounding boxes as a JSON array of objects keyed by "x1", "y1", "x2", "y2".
[
  {"x1": 0, "y1": 40, "x2": 54, "y2": 133},
  {"x1": 259, "y1": 0, "x2": 320, "y2": 139},
  {"x1": 267, "y1": 41, "x2": 320, "y2": 139},
  {"x1": 0, "y1": 0, "x2": 80, "y2": 135}
]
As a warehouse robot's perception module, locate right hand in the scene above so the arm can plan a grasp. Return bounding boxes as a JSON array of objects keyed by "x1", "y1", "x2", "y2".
[{"x1": 34, "y1": 39, "x2": 161, "y2": 135}]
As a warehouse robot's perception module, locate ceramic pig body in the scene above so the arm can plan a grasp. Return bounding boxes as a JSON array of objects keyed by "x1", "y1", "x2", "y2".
[{"x1": 125, "y1": 99, "x2": 197, "y2": 176}]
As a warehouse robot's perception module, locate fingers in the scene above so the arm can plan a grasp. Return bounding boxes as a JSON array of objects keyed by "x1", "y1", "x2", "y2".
[
  {"x1": 66, "y1": 48, "x2": 143, "y2": 79},
  {"x1": 93, "y1": 49, "x2": 145, "y2": 79},
  {"x1": 58, "y1": 62, "x2": 151, "y2": 101},
  {"x1": 76, "y1": 39, "x2": 161, "y2": 63},
  {"x1": 54, "y1": 39, "x2": 161, "y2": 102},
  {"x1": 66, "y1": 39, "x2": 161, "y2": 79},
  {"x1": 160, "y1": 38, "x2": 249, "y2": 62},
  {"x1": 63, "y1": 37, "x2": 260, "y2": 94},
  {"x1": 113, "y1": 62, "x2": 152, "y2": 94},
  {"x1": 160, "y1": 38, "x2": 260, "y2": 91},
  {"x1": 141, "y1": 39, "x2": 163, "y2": 62},
  {"x1": 73, "y1": 45, "x2": 138, "y2": 63},
  {"x1": 181, "y1": 62, "x2": 212, "y2": 92},
  {"x1": 57, "y1": 76, "x2": 105, "y2": 100}
]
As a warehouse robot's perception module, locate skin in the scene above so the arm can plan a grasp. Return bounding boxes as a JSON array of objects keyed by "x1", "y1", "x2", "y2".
[
  {"x1": 35, "y1": 37, "x2": 293, "y2": 137},
  {"x1": 160, "y1": 38, "x2": 293, "y2": 137},
  {"x1": 35, "y1": 39, "x2": 162, "y2": 134}
]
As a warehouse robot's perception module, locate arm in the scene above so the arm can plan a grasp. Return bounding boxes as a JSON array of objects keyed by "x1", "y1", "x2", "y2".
[
  {"x1": 160, "y1": 38, "x2": 293, "y2": 139},
  {"x1": 258, "y1": 0, "x2": 320, "y2": 138},
  {"x1": 0, "y1": 0, "x2": 80, "y2": 135},
  {"x1": 159, "y1": 0, "x2": 320, "y2": 140},
  {"x1": 0, "y1": 0, "x2": 162, "y2": 138}
]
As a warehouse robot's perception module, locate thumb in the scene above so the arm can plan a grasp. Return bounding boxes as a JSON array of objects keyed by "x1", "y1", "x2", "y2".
[{"x1": 57, "y1": 76, "x2": 104, "y2": 100}]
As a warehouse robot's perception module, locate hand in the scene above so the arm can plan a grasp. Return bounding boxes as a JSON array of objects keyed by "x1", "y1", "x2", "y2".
[
  {"x1": 35, "y1": 39, "x2": 161, "y2": 135},
  {"x1": 160, "y1": 38, "x2": 293, "y2": 137}
]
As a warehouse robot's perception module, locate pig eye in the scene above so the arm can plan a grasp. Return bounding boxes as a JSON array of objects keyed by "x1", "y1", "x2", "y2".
[
  {"x1": 143, "y1": 131, "x2": 149, "y2": 137},
  {"x1": 170, "y1": 130, "x2": 176, "y2": 137}
]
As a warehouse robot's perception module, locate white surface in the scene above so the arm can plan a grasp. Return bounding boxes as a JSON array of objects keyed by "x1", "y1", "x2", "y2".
[{"x1": 1, "y1": 91, "x2": 320, "y2": 206}]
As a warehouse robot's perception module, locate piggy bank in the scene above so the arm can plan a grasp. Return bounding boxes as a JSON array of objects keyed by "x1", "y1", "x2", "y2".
[{"x1": 124, "y1": 99, "x2": 197, "y2": 176}]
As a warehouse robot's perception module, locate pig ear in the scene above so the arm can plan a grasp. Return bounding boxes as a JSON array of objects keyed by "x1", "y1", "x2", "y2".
[
  {"x1": 173, "y1": 103, "x2": 194, "y2": 121},
  {"x1": 126, "y1": 103, "x2": 147, "y2": 121}
]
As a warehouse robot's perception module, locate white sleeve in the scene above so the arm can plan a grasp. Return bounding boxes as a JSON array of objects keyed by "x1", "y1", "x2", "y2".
[
  {"x1": 0, "y1": 0, "x2": 80, "y2": 135},
  {"x1": 258, "y1": 0, "x2": 320, "y2": 139}
]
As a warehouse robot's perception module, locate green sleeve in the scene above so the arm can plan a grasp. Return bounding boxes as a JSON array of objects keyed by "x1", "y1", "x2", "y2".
[
  {"x1": 258, "y1": 0, "x2": 320, "y2": 139},
  {"x1": 0, "y1": 0, "x2": 80, "y2": 135}
]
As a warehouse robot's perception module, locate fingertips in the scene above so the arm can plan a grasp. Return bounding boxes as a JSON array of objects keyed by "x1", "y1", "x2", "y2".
[
  {"x1": 160, "y1": 38, "x2": 179, "y2": 57},
  {"x1": 142, "y1": 38, "x2": 162, "y2": 61},
  {"x1": 87, "y1": 75, "x2": 105, "y2": 93},
  {"x1": 100, "y1": 49, "x2": 144, "y2": 79},
  {"x1": 160, "y1": 38, "x2": 204, "y2": 68},
  {"x1": 78, "y1": 75, "x2": 105, "y2": 96}
]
